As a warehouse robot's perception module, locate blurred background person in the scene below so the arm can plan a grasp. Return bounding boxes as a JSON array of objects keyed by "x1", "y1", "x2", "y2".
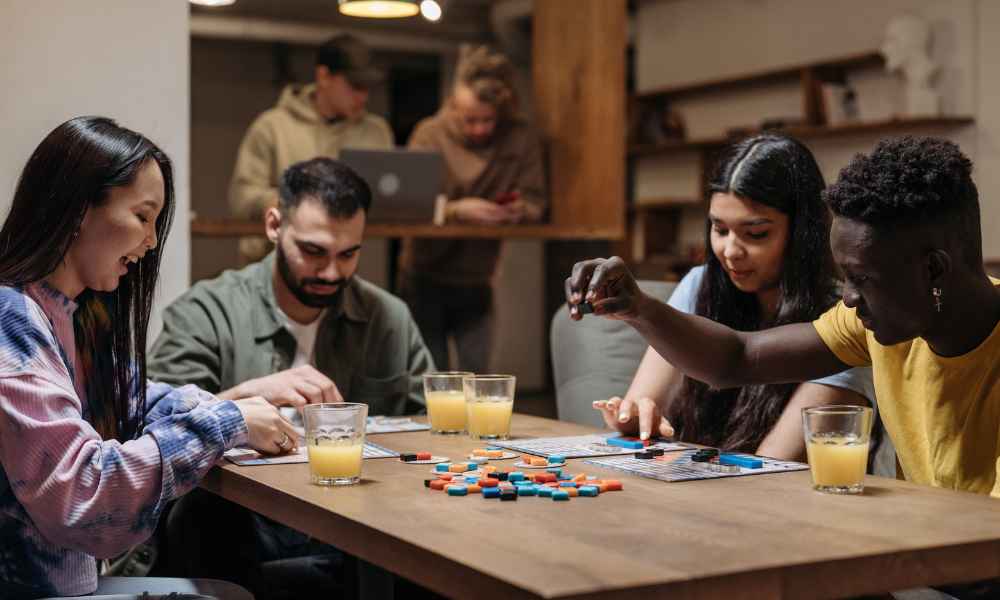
[
  {"x1": 397, "y1": 45, "x2": 547, "y2": 373},
  {"x1": 230, "y1": 34, "x2": 393, "y2": 264}
]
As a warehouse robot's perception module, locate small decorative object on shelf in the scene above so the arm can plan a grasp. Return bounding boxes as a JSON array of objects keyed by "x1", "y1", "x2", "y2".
[
  {"x1": 881, "y1": 13, "x2": 940, "y2": 117},
  {"x1": 820, "y1": 82, "x2": 860, "y2": 126},
  {"x1": 629, "y1": 97, "x2": 686, "y2": 147}
]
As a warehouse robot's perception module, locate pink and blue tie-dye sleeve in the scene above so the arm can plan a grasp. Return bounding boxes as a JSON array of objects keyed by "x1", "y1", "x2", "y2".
[
  {"x1": 0, "y1": 372, "x2": 247, "y2": 559},
  {"x1": 141, "y1": 380, "x2": 247, "y2": 502}
]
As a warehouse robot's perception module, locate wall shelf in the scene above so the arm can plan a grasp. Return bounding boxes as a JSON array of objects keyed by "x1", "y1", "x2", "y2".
[
  {"x1": 629, "y1": 116, "x2": 975, "y2": 158},
  {"x1": 634, "y1": 51, "x2": 884, "y2": 101},
  {"x1": 624, "y1": 47, "x2": 976, "y2": 279}
]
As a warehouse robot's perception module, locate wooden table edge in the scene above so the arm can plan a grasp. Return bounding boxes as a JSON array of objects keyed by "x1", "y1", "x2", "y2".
[{"x1": 200, "y1": 415, "x2": 1000, "y2": 599}]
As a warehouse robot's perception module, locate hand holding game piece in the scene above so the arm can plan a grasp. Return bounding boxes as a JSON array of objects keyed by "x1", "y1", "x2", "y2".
[
  {"x1": 593, "y1": 396, "x2": 675, "y2": 440},
  {"x1": 564, "y1": 256, "x2": 648, "y2": 321},
  {"x1": 501, "y1": 198, "x2": 541, "y2": 224}
]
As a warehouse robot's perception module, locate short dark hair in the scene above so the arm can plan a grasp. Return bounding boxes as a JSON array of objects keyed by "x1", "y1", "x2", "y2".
[
  {"x1": 824, "y1": 136, "x2": 981, "y2": 263},
  {"x1": 278, "y1": 158, "x2": 371, "y2": 218},
  {"x1": 315, "y1": 34, "x2": 382, "y2": 88}
]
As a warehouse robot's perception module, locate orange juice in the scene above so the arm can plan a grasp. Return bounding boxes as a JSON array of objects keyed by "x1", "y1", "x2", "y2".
[
  {"x1": 307, "y1": 441, "x2": 363, "y2": 484},
  {"x1": 806, "y1": 434, "x2": 869, "y2": 490},
  {"x1": 426, "y1": 390, "x2": 467, "y2": 433},
  {"x1": 467, "y1": 398, "x2": 513, "y2": 440}
]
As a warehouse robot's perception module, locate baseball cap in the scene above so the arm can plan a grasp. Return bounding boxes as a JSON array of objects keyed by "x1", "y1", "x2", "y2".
[{"x1": 316, "y1": 34, "x2": 384, "y2": 88}]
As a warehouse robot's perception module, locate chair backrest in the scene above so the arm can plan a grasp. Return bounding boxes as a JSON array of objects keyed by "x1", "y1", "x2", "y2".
[{"x1": 550, "y1": 280, "x2": 677, "y2": 427}]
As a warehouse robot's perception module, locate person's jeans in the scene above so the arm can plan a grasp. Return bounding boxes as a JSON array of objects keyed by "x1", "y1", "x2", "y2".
[
  {"x1": 398, "y1": 275, "x2": 494, "y2": 373},
  {"x1": 165, "y1": 489, "x2": 345, "y2": 600}
]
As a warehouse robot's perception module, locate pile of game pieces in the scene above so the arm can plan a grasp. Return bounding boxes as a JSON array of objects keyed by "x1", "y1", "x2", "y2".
[
  {"x1": 516, "y1": 454, "x2": 566, "y2": 468},
  {"x1": 423, "y1": 464, "x2": 623, "y2": 501},
  {"x1": 434, "y1": 462, "x2": 479, "y2": 473},
  {"x1": 472, "y1": 448, "x2": 507, "y2": 459}
]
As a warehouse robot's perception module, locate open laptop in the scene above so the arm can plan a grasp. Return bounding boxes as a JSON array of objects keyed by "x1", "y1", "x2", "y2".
[{"x1": 339, "y1": 148, "x2": 446, "y2": 224}]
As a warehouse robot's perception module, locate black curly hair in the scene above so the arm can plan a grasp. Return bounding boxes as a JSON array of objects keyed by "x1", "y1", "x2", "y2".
[{"x1": 824, "y1": 136, "x2": 981, "y2": 265}]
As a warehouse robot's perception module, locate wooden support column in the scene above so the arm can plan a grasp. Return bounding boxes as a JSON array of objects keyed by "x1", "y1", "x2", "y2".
[{"x1": 533, "y1": 0, "x2": 626, "y2": 237}]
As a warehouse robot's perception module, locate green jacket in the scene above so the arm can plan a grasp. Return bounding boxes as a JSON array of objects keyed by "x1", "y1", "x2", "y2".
[{"x1": 148, "y1": 253, "x2": 432, "y2": 415}]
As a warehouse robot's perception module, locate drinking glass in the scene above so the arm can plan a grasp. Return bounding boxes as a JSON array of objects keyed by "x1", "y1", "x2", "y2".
[
  {"x1": 304, "y1": 403, "x2": 368, "y2": 486},
  {"x1": 803, "y1": 405, "x2": 873, "y2": 494},
  {"x1": 464, "y1": 374, "x2": 516, "y2": 440}
]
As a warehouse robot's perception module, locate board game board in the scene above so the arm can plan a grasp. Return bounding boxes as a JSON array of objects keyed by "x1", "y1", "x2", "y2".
[
  {"x1": 490, "y1": 434, "x2": 689, "y2": 458},
  {"x1": 365, "y1": 416, "x2": 430, "y2": 434},
  {"x1": 279, "y1": 408, "x2": 430, "y2": 434},
  {"x1": 585, "y1": 449, "x2": 809, "y2": 482}
]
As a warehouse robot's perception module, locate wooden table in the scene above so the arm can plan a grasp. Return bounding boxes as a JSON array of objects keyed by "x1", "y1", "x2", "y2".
[{"x1": 200, "y1": 414, "x2": 1000, "y2": 599}]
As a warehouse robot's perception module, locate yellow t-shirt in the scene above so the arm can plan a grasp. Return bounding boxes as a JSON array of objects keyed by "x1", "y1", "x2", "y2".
[{"x1": 813, "y1": 284, "x2": 1000, "y2": 497}]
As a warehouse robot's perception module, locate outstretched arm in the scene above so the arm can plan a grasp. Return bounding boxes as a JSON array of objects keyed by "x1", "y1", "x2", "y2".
[{"x1": 565, "y1": 257, "x2": 848, "y2": 389}]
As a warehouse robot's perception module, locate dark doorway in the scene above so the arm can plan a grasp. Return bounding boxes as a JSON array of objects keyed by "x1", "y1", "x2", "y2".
[
  {"x1": 387, "y1": 57, "x2": 442, "y2": 146},
  {"x1": 385, "y1": 55, "x2": 442, "y2": 292}
]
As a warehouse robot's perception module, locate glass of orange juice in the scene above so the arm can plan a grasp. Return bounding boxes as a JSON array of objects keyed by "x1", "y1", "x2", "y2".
[
  {"x1": 464, "y1": 374, "x2": 515, "y2": 440},
  {"x1": 803, "y1": 405, "x2": 873, "y2": 494},
  {"x1": 423, "y1": 372, "x2": 473, "y2": 434},
  {"x1": 304, "y1": 403, "x2": 368, "y2": 486}
]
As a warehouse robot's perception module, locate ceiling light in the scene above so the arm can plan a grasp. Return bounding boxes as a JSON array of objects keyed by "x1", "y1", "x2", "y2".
[
  {"x1": 420, "y1": 0, "x2": 442, "y2": 22},
  {"x1": 189, "y1": 0, "x2": 236, "y2": 6},
  {"x1": 338, "y1": 0, "x2": 419, "y2": 18}
]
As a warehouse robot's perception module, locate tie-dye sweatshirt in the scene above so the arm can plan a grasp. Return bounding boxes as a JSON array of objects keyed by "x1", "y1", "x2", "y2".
[{"x1": 0, "y1": 283, "x2": 249, "y2": 599}]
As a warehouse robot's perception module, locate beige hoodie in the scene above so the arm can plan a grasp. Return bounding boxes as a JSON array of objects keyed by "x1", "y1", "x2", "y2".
[{"x1": 229, "y1": 83, "x2": 393, "y2": 261}]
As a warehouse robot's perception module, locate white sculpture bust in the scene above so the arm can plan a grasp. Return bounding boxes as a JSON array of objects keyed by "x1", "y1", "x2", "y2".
[{"x1": 881, "y1": 14, "x2": 940, "y2": 117}]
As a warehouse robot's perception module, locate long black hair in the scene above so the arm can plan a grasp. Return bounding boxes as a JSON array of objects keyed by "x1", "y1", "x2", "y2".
[
  {"x1": 666, "y1": 134, "x2": 839, "y2": 453},
  {"x1": 0, "y1": 116, "x2": 175, "y2": 442}
]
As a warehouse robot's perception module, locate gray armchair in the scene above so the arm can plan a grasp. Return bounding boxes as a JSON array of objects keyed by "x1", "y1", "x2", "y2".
[{"x1": 550, "y1": 280, "x2": 677, "y2": 427}]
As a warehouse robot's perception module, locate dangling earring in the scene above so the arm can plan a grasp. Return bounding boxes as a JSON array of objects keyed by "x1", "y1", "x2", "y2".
[
  {"x1": 932, "y1": 287, "x2": 943, "y2": 313},
  {"x1": 72, "y1": 229, "x2": 79, "y2": 239}
]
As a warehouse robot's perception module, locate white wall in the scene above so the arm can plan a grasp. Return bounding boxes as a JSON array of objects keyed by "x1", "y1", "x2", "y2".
[
  {"x1": 976, "y1": 0, "x2": 1000, "y2": 250},
  {"x1": 0, "y1": 1, "x2": 190, "y2": 341},
  {"x1": 635, "y1": 0, "x2": 999, "y2": 257},
  {"x1": 637, "y1": 0, "x2": 976, "y2": 113},
  {"x1": 491, "y1": 240, "x2": 546, "y2": 389}
]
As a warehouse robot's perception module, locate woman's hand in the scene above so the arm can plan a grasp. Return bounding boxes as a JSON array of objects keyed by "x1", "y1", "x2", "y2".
[
  {"x1": 593, "y1": 396, "x2": 675, "y2": 441},
  {"x1": 234, "y1": 397, "x2": 300, "y2": 455}
]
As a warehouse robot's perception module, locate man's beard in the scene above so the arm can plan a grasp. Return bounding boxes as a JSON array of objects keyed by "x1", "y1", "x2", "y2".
[{"x1": 276, "y1": 242, "x2": 347, "y2": 309}]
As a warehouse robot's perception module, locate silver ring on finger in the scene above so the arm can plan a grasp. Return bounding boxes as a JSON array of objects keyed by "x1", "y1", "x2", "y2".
[{"x1": 277, "y1": 432, "x2": 292, "y2": 451}]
